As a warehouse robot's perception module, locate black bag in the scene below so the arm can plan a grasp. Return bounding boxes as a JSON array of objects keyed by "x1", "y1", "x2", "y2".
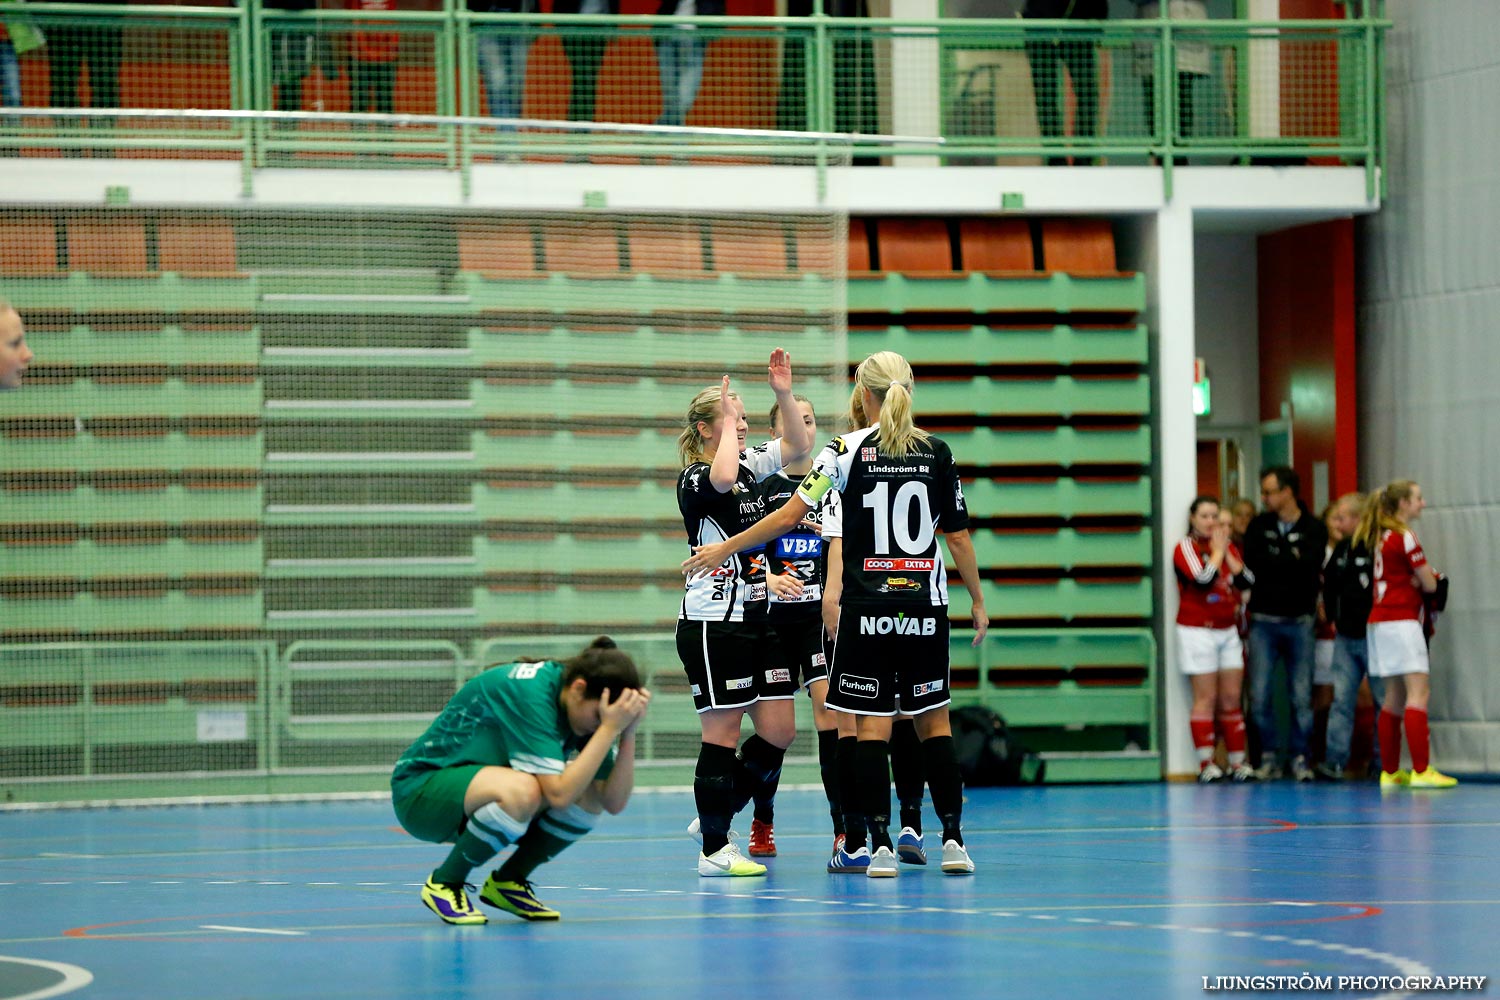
[{"x1": 950, "y1": 705, "x2": 1046, "y2": 786}]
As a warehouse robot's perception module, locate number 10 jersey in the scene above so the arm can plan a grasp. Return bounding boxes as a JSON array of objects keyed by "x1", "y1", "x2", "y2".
[{"x1": 796, "y1": 425, "x2": 969, "y2": 607}]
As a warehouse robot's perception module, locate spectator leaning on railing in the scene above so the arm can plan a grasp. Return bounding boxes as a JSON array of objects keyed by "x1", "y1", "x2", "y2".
[{"x1": 1242, "y1": 466, "x2": 1327, "y2": 782}]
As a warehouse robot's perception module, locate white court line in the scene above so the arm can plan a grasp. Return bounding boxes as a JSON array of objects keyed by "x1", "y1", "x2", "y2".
[
  {"x1": 200, "y1": 925, "x2": 307, "y2": 937},
  {"x1": 0, "y1": 955, "x2": 93, "y2": 1000}
]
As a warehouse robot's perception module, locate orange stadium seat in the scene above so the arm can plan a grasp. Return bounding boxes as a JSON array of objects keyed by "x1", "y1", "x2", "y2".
[
  {"x1": 1040, "y1": 218, "x2": 1121, "y2": 275},
  {"x1": 959, "y1": 218, "x2": 1037, "y2": 273},
  {"x1": 158, "y1": 217, "x2": 243, "y2": 277},
  {"x1": 708, "y1": 220, "x2": 789, "y2": 275},
  {"x1": 845, "y1": 217, "x2": 871, "y2": 273},
  {"x1": 66, "y1": 217, "x2": 151, "y2": 276},
  {"x1": 0, "y1": 215, "x2": 61, "y2": 276},
  {"x1": 458, "y1": 220, "x2": 538, "y2": 276},
  {"x1": 540, "y1": 220, "x2": 624, "y2": 275},
  {"x1": 874, "y1": 218, "x2": 954, "y2": 274},
  {"x1": 627, "y1": 220, "x2": 708, "y2": 276}
]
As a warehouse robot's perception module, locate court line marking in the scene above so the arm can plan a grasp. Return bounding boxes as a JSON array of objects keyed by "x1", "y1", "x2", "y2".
[
  {"x1": 199, "y1": 925, "x2": 307, "y2": 937},
  {"x1": 0, "y1": 955, "x2": 93, "y2": 1000}
]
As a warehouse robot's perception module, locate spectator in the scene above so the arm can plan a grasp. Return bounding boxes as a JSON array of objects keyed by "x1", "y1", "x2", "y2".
[
  {"x1": 555, "y1": 0, "x2": 618, "y2": 124},
  {"x1": 1174, "y1": 497, "x2": 1255, "y2": 782},
  {"x1": 1355, "y1": 480, "x2": 1456, "y2": 789},
  {"x1": 1230, "y1": 497, "x2": 1255, "y2": 547},
  {"x1": 1318, "y1": 492, "x2": 1380, "y2": 781},
  {"x1": 777, "y1": 0, "x2": 878, "y2": 151},
  {"x1": 653, "y1": 0, "x2": 723, "y2": 128},
  {"x1": 1133, "y1": 0, "x2": 1210, "y2": 157},
  {"x1": 3, "y1": 12, "x2": 46, "y2": 123},
  {"x1": 266, "y1": 0, "x2": 319, "y2": 115},
  {"x1": 1310, "y1": 502, "x2": 1341, "y2": 764},
  {"x1": 471, "y1": 0, "x2": 533, "y2": 127},
  {"x1": 347, "y1": 0, "x2": 399, "y2": 123},
  {"x1": 1022, "y1": 0, "x2": 1107, "y2": 166},
  {"x1": 1242, "y1": 466, "x2": 1327, "y2": 782},
  {"x1": 47, "y1": 0, "x2": 121, "y2": 156}
]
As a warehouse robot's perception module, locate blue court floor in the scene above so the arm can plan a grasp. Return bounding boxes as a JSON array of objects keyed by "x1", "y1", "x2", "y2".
[{"x1": 1, "y1": 782, "x2": 1497, "y2": 1000}]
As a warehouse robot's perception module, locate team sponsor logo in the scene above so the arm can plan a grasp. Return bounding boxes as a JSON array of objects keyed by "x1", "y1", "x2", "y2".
[
  {"x1": 776, "y1": 535, "x2": 824, "y2": 559},
  {"x1": 863, "y1": 558, "x2": 935, "y2": 572},
  {"x1": 913, "y1": 679, "x2": 945, "y2": 697},
  {"x1": 838, "y1": 673, "x2": 879, "y2": 699},
  {"x1": 747, "y1": 583, "x2": 767, "y2": 603},
  {"x1": 878, "y1": 577, "x2": 923, "y2": 593},
  {"x1": 726, "y1": 676, "x2": 754, "y2": 691},
  {"x1": 861, "y1": 447, "x2": 878, "y2": 462},
  {"x1": 812, "y1": 652, "x2": 826, "y2": 667},
  {"x1": 766, "y1": 668, "x2": 792, "y2": 684},
  {"x1": 859, "y1": 613, "x2": 937, "y2": 636},
  {"x1": 831, "y1": 437, "x2": 849, "y2": 455}
]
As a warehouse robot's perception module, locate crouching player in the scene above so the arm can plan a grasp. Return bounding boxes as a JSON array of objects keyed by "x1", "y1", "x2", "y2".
[{"x1": 392, "y1": 637, "x2": 651, "y2": 924}]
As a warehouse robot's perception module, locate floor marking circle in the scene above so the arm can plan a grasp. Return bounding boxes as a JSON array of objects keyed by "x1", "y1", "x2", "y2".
[{"x1": 0, "y1": 956, "x2": 93, "y2": 1000}]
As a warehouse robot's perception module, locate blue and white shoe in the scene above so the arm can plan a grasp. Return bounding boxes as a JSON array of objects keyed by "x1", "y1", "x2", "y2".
[
  {"x1": 896, "y1": 826, "x2": 927, "y2": 865},
  {"x1": 827, "y1": 844, "x2": 871, "y2": 874}
]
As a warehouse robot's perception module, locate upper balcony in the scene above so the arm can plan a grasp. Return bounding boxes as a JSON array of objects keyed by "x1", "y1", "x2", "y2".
[{"x1": 0, "y1": 1, "x2": 1388, "y2": 201}]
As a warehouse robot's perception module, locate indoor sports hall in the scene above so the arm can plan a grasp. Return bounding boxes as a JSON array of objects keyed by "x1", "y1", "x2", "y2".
[{"x1": 2, "y1": 1, "x2": 1497, "y2": 998}]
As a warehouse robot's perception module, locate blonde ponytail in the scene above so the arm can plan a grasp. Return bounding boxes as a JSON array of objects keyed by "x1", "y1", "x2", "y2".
[
  {"x1": 678, "y1": 385, "x2": 735, "y2": 467},
  {"x1": 1352, "y1": 479, "x2": 1416, "y2": 551},
  {"x1": 850, "y1": 350, "x2": 929, "y2": 458}
]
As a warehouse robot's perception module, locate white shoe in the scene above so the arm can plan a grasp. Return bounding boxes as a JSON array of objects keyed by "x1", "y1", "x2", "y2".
[
  {"x1": 1197, "y1": 762, "x2": 1226, "y2": 784},
  {"x1": 687, "y1": 816, "x2": 738, "y2": 845},
  {"x1": 698, "y1": 840, "x2": 767, "y2": 877},
  {"x1": 940, "y1": 840, "x2": 975, "y2": 875},
  {"x1": 866, "y1": 845, "x2": 899, "y2": 878}
]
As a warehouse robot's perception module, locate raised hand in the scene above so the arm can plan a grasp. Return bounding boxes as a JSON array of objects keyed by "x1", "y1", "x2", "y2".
[{"x1": 767, "y1": 348, "x2": 792, "y2": 395}]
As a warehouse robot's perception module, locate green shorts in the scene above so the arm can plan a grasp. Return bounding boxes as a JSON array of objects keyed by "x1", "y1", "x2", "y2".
[{"x1": 391, "y1": 765, "x2": 485, "y2": 844}]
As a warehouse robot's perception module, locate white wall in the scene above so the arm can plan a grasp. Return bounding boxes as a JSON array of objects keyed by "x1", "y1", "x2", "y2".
[{"x1": 1193, "y1": 232, "x2": 1259, "y2": 435}]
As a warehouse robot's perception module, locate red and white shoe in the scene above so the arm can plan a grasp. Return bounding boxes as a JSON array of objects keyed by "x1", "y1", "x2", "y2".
[{"x1": 748, "y1": 818, "x2": 777, "y2": 857}]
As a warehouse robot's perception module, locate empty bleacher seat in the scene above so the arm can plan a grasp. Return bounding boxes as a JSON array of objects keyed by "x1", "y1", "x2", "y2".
[
  {"x1": 874, "y1": 218, "x2": 954, "y2": 274},
  {"x1": 458, "y1": 220, "x2": 538, "y2": 277},
  {"x1": 844, "y1": 217, "x2": 871, "y2": 273},
  {"x1": 1040, "y1": 218, "x2": 1121, "y2": 275},
  {"x1": 0, "y1": 215, "x2": 62, "y2": 276},
  {"x1": 540, "y1": 220, "x2": 623, "y2": 275},
  {"x1": 709, "y1": 220, "x2": 789, "y2": 275},
  {"x1": 958, "y1": 218, "x2": 1036, "y2": 273},
  {"x1": 158, "y1": 217, "x2": 243, "y2": 278},
  {"x1": 66, "y1": 217, "x2": 151, "y2": 276},
  {"x1": 627, "y1": 220, "x2": 708, "y2": 276}
]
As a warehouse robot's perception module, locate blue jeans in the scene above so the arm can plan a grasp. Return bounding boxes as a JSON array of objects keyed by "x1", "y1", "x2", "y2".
[
  {"x1": 0, "y1": 40, "x2": 20, "y2": 109},
  {"x1": 476, "y1": 32, "x2": 530, "y2": 126},
  {"x1": 1323, "y1": 634, "x2": 1386, "y2": 771},
  {"x1": 655, "y1": 31, "x2": 706, "y2": 127},
  {"x1": 1248, "y1": 615, "x2": 1315, "y2": 764}
]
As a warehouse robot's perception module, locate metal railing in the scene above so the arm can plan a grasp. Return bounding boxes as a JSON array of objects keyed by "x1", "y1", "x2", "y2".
[{"x1": 0, "y1": 3, "x2": 1388, "y2": 185}]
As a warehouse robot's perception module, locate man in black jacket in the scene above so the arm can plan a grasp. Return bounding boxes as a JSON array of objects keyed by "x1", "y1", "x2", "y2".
[
  {"x1": 1317, "y1": 492, "x2": 1383, "y2": 780},
  {"x1": 1243, "y1": 466, "x2": 1327, "y2": 781}
]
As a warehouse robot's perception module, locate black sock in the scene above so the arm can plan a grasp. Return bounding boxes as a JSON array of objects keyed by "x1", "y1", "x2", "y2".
[
  {"x1": 694, "y1": 742, "x2": 738, "y2": 855},
  {"x1": 817, "y1": 728, "x2": 843, "y2": 834},
  {"x1": 837, "y1": 736, "x2": 866, "y2": 850},
  {"x1": 890, "y1": 718, "x2": 925, "y2": 833},
  {"x1": 856, "y1": 738, "x2": 893, "y2": 851},
  {"x1": 738, "y1": 734, "x2": 786, "y2": 825},
  {"x1": 922, "y1": 734, "x2": 964, "y2": 846}
]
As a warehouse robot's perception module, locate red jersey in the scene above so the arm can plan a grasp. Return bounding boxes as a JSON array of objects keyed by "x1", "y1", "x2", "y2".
[
  {"x1": 1174, "y1": 535, "x2": 1247, "y2": 629},
  {"x1": 348, "y1": 0, "x2": 400, "y2": 63},
  {"x1": 1369, "y1": 528, "x2": 1428, "y2": 623}
]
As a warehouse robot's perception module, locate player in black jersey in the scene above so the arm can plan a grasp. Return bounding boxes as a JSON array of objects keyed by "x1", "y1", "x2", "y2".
[
  {"x1": 684, "y1": 351, "x2": 989, "y2": 878},
  {"x1": 752, "y1": 394, "x2": 843, "y2": 860},
  {"x1": 676, "y1": 350, "x2": 813, "y2": 877}
]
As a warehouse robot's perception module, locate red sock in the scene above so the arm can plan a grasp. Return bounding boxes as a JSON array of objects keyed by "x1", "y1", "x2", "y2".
[
  {"x1": 1378, "y1": 709, "x2": 1404, "y2": 774},
  {"x1": 1404, "y1": 706, "x2": 1430, "y2": 774},
  {"x1": 1190, "y1": 715, "x2": 1215, "y2": 767},
  {"x1": 1220, "y1": 709, "x2": 1247, "y2": 764}
]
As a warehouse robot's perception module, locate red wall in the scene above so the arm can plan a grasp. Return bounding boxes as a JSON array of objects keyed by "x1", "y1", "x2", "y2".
[{"x1": 1256, "y1": 218, "x2": 1357, "y2": 504}]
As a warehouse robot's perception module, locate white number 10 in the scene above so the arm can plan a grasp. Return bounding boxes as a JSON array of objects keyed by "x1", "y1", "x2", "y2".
[{"x1": 862, "y1": 480, "x2": 935, "y2": 555}]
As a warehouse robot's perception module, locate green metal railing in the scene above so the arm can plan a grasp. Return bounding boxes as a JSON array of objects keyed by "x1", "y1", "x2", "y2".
[{"x1": 0, "y1": 1, "x2": 1388, "y2": 193}]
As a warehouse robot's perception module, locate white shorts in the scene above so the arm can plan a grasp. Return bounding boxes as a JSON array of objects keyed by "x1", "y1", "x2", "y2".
[
  {"x1": 1176, "y1": 625, "x2": 1244, "y2": 676},
  {"x1": 1314, "y1": 638, "x2": 1335, "y2": 686},
  {"x1": 1367, "y1": 620, "x2": 1429, "y2": 679}
]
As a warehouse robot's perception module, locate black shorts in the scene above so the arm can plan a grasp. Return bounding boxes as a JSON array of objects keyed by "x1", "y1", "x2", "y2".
[
  {"x1": 769, "y1": 615, "x2": 830, "y2": 692},
  {"x1": 824, "y1": 603, "x2": 951, "y2": 717},
  {"x1": 677, "y1": 619, "x2": 797, "y2": 714}
]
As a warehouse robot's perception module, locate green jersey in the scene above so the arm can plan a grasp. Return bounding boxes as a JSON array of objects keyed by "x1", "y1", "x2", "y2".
[{"x1": 391, "y1": 660, "x2": 615, "y2": 802}]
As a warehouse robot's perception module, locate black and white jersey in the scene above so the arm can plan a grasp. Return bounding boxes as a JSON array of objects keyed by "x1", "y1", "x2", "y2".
[
  {"x1": 678, "y1": 440, "x2": 783, "y2": 622},
  {"x1": 796, "y1": 425, "x2": 968, "y2": 607},
  {"x1": 760, "y1": 471, "x2": 834, "y2": 622}
]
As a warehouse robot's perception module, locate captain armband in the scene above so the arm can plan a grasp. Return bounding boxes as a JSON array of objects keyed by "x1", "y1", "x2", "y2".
[{"x1": 797, "y1": 470, "x2": 834, "y2": 505}]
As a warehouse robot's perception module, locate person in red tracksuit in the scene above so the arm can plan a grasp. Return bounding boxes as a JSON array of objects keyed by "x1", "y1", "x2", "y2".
[
  {"x1": 348, "y1": 0, "x2": 400, "y2": 120},
  {"x1": 1174, "y1": 497, "x2": 1255, "y2": 782},
  {"x1": 1354, "y1": 480, "x2": 1456, "y2": 789}
]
